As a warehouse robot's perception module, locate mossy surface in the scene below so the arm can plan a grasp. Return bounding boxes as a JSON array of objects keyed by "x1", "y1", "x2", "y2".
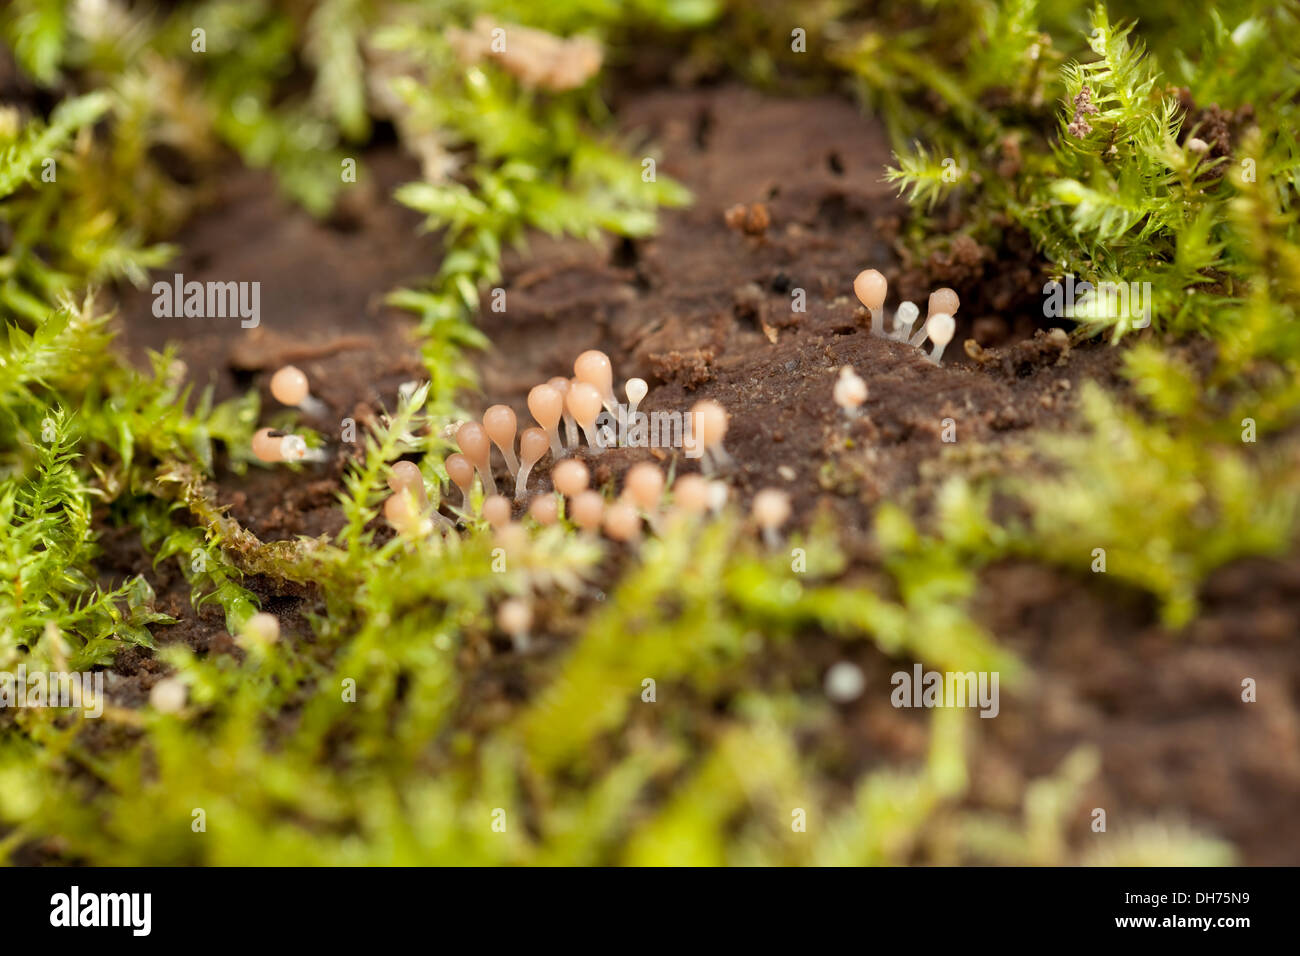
[{"x1": 1, "y1": 1, "x2": 1297, "y2": 865}]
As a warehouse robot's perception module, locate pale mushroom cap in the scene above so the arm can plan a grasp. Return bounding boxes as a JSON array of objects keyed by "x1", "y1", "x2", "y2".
[
  {"x1": 252, "y1": 428, "x2": 283, "y2": 462},
  {"x1": 527, "y1": 384, "x2": 563, "y2": 428},
  {"x1": 519, "y1": 427, "x2": 549, "y2": 466},
  {"x1": 833, "y1": 366, "x2": 868, "y2": 409},
  {"x1": 528, "y1": 494, "x2": 559, "y2": 525},
  {"x1": 495, "y1": 521, "x2": 527, "y2": 555},
  {"x1": 625, "y1": 462, "x2": 665, "y2": 511},
  {"x1": 387, "y1": 460, "x2": 424, "y2": 495},
  {"x1": 853, "y1": 269, "x2": 888, "y2": 310},
  {"x1": 552, "y1": 459, "x2": 589, "y2": 497},
  {"x1": 482, "y1": 494, "x2": 511, "y2": 528},
  {"x1": 897, "y1": 301, "x2": 920, "y2": 325},
  {"x1": 752, "y1": 488, "x2": 792, "y2": 529},
  {"x1": 149, "y1": 677, "x2": 187, "y2": 714},
  {"x1": 574, "y1": 349, "x2": 613, "y2": 393},
  {"x1": 384, "y1": 491, "x2": 420, "y2": 530},
  {"x1": 824, "y1": 661, "x2": 866, "y2": 702},
  {"x1": 482, "y1": 405, "x2": 518, "y2": 447},
  {"x1": 928, "y1": 313, "x2": 956, "y2": 346},
  {"x1": 928, "y1": 287, "x2": 960, "y2": 316},
  {"x1": 243, "y1": 611, "x2": 281, "y2": 644},
  {"x1": 566, "y1": 381, "x2": 604, "y2": 426},
  {"x1": 497, "y1": 598, "x2": 532, "y2": 636},
  {"x1": 673, "y1": 474, "x2": 710, "y2": 513},
  {"x1": 625, "y1": 377, "x2": 648, "y2": 406},
  {"x1": 691, "y1": 400, "x2": 729, "y2": 447},
  {"x1": 456, "y1": 421, "x2": 492, "y2": 468},
  {"x1": 603, "y1": 502, "x2": 641, "y2": 541},
  {"x1": 445, "y1": 453, "x2": 476, "y2": 492},
  {"x1": 548, "y1": 376, "x2": 572, "y2": 397},
  {"x1": 270, "y1": 365, "x2": 310, "y2": 405},
  {"x1": 571, "y1": 490, "x2": 604, "y2": 529}
]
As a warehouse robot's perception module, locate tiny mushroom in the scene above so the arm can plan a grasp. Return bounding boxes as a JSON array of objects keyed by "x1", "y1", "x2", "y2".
[
  {"x1": 149, "y1": 677, "x2": 187, "y2": 714},
  {"x1": 929, "y1": 287, "x2": 960, "y2": 319},
  {"x1": 623, "y1": 462, "x2": 664, "y2": 512},
  {"x1": 482, "y1": 494, "x2": 512, "y2": 529},
  {"x1": 689, "y1": 399, "x2": 733, "y2": 474},
  {"x1": 566, "y1": 381, "x2": 607, "y2": 452},
  {"x1": 384, "y1": 488, "x2": 423, "y2": 537},
  {"x1": 527, "y1": 383, "x2": 566, "y2": 458},
  {"x1": 624, "y1": 461, "x2": 665, "y2": 534},
  {"x1": 625, "y1": 378, "x2": 648, "y2": 419},
  {"x1": 833, "y1": 365, "x2": 868, "y2": 418},
  {"x1": 552, "y1": 458, "x2": 589, "y2": 498},
  {"x1": 251, "y1": 427, "x2": 284, "y2": 462},
  {"x1": 911, "y1": 287, "x2": 961, "y2": 346},
  {"x1": 239, "y1": 611, "x2": 281, "y2": 650},
  {"x1": 252, "y1": 428, "x2": 324, "y2": 464},
  {"x1": 752, "y1": 488, "x2": 791, "y2": 548},
  {"x1": 925, "y1": 313, "x2": 956, "y2": 365},
  {"x1": 515, "y1": 427, "x2": 549, "y2": 500},
  {"x1": 482, "y1": 405, "x2": 520, "y2": 477},
  {"x1": 387, "y1": 460, "x2": 429, "y2": 510},
  {"x1": 824, "y1": 661, "x2": 866, "y2": 703},
  {"x1": 853, "y1": 269, "x2": 888, "y2": 336},
  {"x1": 269, "y1": 365, "x2": 327, "y2": 416},
  {"x1": 495, "y1": 520, "x2": 527, "y2": 557},
  {"x1": 570, "y1": 490, "x2": 604, "y2": 534},
  {"x1": 603, "y1": 501, "x2": 641, "y2": 543},
  {"x1": 497, "y1": 598, "x2": 533, "y2": 652},
  {"x1": 671, "y1": 474, "x2": 711, "y2": 516},
  {"x1": 574, "y1": 349, "x2": 617, "y2": 413},
  {"x1": 389, "y1": 462, "x2": 452, "y2": 530},
  {"x1": 892, "y1": 301, "x2": 920, "y2": 342},
  {"x1": 548, "y1": 376, "x2": 579, "y2": 449},
  {"x1": 528, "y1": 494, "x2": 559, "y2": 525},
  {"x1": 445, "y1": 453, "x2": 477, "y2": 512},
  {"x1": 456, "y1": 421, "x2": 497, "y2": 495}
]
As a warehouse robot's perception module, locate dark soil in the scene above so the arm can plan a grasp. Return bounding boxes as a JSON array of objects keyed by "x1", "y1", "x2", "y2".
[{"x1": 102, "y1": 85, "x2": 1299, "y2": 864}]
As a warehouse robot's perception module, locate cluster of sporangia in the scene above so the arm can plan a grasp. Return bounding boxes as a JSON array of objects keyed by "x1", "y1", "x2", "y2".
[
  {"x1": 247, "y1": 271, "x2": 954, "y2": 647},
  {"x1": 387, "y1": 350, "x2": 785, "y2": 548},
  {"x1": 247, "y1": 366, "x2": 330, "y2": 464},
  {"x1": 831, "y1": 270, "x2": 962, "y2": 419},
  {"x1": 250, "y1": 351, "x2": 790, "y2": 550}
]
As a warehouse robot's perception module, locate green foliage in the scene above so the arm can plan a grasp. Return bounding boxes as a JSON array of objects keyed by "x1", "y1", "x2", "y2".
[
  {"x1": 0, "y1": 415, "x2": 1031, "y2": 863},
  {"x1": 376, "y1": 16, "x2": 690, "y2": 384},
  {"x1": 0, "y1": 409, "x2": 171, "y2": 668},
  {"x1": 2, "y1": 0, "x2": 68, "y2": 86},
  {"x1": 866, "y1": 2, "x2": 1299, "y2": 341},
  {"x1": 1013, "y1": 381, "x2": 1299, "y2": 627},
  {"x1": 0, "y1": 93, "x2": 107, "y2": 199}
]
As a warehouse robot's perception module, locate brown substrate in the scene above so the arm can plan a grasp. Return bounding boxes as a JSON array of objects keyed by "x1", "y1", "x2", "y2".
[{"x1": 99, "y1": 85, "x2": 1298, "y2": 864}]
